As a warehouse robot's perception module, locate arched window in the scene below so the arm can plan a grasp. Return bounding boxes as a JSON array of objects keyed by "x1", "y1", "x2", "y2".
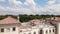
[
  {"x1": 34, "y1": 32, "x2": 36, "y2": 34},
  {"x1": 46, "y1": 30, "x2": 47, "y2": 33},
  {"x1": 12, "y1": 27, "x2": 16, "y2": 31},
  {"x1": 39, "y1": 29, "x2": 43, "y2": 34},
  {"x1": 53, "y1": 29, "x2": 54, "y2": 32},
  {"x1": 29, "y1": 33, "x2": 31, "y2": 34},
  {"x1": 40, "y1": 29, "x2": 42, "y2": 34},
  {"x1": 49, "y1": 30, "x2": 51, "y2": 33},
  {"x1": 20, "y1": 30, "x2": 22, "y2": 32}
]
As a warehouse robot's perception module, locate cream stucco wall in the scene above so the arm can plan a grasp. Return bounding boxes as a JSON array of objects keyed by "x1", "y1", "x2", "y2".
[
  {"x1": 0, "y1": 25, "x2": 55, "y2": 34},
  {"x1": 0, "y1": 23, "x2": 55, "y2": 34},
  {"x1": 19, "y1": 26, "x2": 55, "y2": 34},
  {"x1": 57, "y1": 23, "x2": 60, "y2": 34},
  {"x1": 43, "y1": 26, "x2": 55, "y2": 34},
  {"x1": 19, "y1": 28, "x2": 39, "y2": 34},
  {"x1": 0, "y1": 24, "x2": 19, "y2": 34}
]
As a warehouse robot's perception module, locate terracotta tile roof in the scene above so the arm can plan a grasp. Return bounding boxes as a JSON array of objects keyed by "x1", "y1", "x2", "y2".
[
  {"x1": 29, "y1": 19, "x2": 40, "y2": 24},
  {"x1": 0, "y1": 16, "x2": 21, "y2": 24},
  {"x1": 45, "y1": 18, "x2": 51, "y2": 21},
  {"x1": 45, "y1": 22, "x2": 53, "y2": 26},
  {"x1": 20, "y1": 25, "x2": 32, "y2": 29},
  {"x1": 45, "y1": 17, "x2": 60, "y2": 22},
  {"x1": 54, "y1": 17, "x2": 60, "y2": 22}
]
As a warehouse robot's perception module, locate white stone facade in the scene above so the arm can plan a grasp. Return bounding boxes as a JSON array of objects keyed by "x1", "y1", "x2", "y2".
[
  {"x1": 0, "y1": 24, "x2": 19, "y2": 34},
  {"x1": 0, "y1": 17, "x2": 56, "y2": 34},
  {"x1": 0, "y1": 23, "x2": 55, "y2": 34}
]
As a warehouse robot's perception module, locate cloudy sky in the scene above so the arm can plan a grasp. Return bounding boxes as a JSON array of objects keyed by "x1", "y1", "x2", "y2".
[{"x1": 0, "y1": 0, "x2": 60, "y2": 15}]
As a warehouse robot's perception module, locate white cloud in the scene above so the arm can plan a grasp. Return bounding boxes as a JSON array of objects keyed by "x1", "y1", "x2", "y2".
[
  {"x1": 47, "y1": 0, "x2": 56, "y2": 4},
  {"x1": 0, "y1": 0, "x2": 6, "y2": 2},
  {"x1": 0, "y1": 6, "x2": 35, "y2": 15},
  {"x1": 0, "y1": 0, "x2": 40, "y2": 15},
  {"x1": 9, "y1": 0, "x2": 22, "y2": 6},
  {"x1": 0, "y1": 6, "x2": 20, "y2": 12},
  {"x1": 0, "y1": 0, "x2": 60, "y2": 15},
  {"x1": 43, "y1": 0, "x2": 60, "y2": 15},
  {"x1": 0, "y1": 6, "x2": 6, "y2": 11},
  {"x1": 24, "y1": 0, "x2": 36, "y2": 6}
]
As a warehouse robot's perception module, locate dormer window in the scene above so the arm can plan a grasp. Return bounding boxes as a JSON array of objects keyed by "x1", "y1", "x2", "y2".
[
  {"x1": 53, "y1": 29, "x2": 54, "y2": 32},
  {"x1": 49, "y1": 30, "x2": 51, "y2": 33}
]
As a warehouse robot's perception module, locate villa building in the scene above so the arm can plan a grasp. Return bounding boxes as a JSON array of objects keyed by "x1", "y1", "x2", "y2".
[{"x1": 0, "y1": 16, "x2": 58, "y2": 34}]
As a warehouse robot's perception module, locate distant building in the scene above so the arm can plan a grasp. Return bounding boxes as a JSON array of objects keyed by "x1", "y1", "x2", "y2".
[
  {"x1": 0, "y1": 16, "x2": 57, "y2": 34},
  {"x1": 29, "y1": 19, "x2": 40, "y2": 26}
]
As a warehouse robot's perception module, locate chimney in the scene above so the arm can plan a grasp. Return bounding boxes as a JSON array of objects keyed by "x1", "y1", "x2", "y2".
[{"x1": 17, "y1": 15, "x2": 20, "y2": 22}]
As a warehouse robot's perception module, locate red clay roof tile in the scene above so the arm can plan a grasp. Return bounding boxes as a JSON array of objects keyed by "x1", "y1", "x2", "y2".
[{"x1": 0, "y1": 16, "x2": 21, "y2": 24}]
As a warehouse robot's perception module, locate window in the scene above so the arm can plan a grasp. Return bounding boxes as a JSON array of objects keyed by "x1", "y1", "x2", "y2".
[
  {"x1": 34, "y1": 32, "x2": 36, "y2": 34},
  {"x1": 53, "y1": 29, "x2": 54, "y2": 32},
  {"x1": 6, "y1": 28, "x2": 10, "y2": 32},
  {"x1": 46, "y1": 30, "x2": 47, "y2": 33},
  {"x1": 49, "y1": 30, "x2": 51, "y2": 33},
  {"x1": 29, "y1": 33, "x2": 31, "y2": 34},
  {"x1": 38, "y1": 29, "x2": 43, "y2": 34},
  {"x1": 20, "y1": 30, "x2": 22, "y2": 32},
  {"x1": 12, "y1": 27, "x2": 16, "y2": 31},
  {"x1": 40, "y1": 30, "x2": 42, "y2": 34},
  {"x1": 1, "y1": 28, "x2": 4, "y2": 32},
  {"x1": 24, "y1": 33, "x2": 26, "y2": 34}
]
